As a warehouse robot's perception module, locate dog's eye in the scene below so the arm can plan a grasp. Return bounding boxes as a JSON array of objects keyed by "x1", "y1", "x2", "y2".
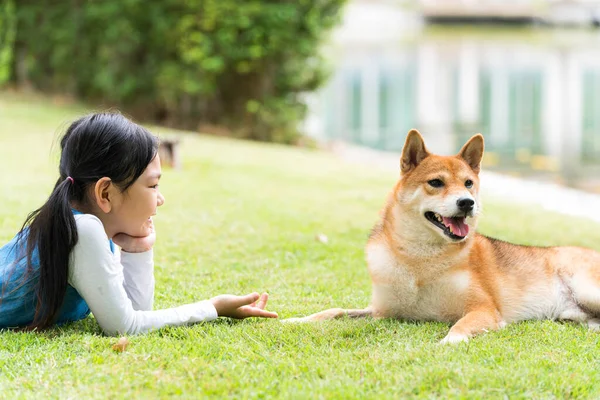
[
  {"x1": 428, "y1": 179, "x2": 444, "y2": 188},
  {"x1": 465, "y1": 180, "x2": 473, "y2": 188}
]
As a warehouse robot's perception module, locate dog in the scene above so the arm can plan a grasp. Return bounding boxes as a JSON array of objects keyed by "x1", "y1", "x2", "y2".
[{"x1": 285, "y1": 129, "x2": 600, "y2": 344}]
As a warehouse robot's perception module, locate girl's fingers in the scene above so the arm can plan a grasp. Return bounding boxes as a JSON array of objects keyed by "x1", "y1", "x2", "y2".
[
  {"x1": 247, "y1": 292, "x2": 268, "y2": 309},
  {"x1": 256, "y1": 293, "x2": 269, "y2": 310},
  {"x1": 247, "y1": 308, "x2": 278, "y2": 318},
  {"x1": 233, "y1": 292, "x2": 260, "y2": 308},
  {"x1": 238, "y1": 304, "x2": 278, "y2": 318}
]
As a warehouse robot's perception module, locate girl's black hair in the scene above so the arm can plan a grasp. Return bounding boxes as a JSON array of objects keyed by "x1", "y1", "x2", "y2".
[{"x1": 18, "y1": 112, "x2": 158, "y2": 330}]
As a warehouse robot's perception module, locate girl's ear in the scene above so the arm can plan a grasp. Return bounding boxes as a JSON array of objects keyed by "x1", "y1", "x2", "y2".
[{"x1": 93, "y1": 177, "x2": 114, "y2": 213}]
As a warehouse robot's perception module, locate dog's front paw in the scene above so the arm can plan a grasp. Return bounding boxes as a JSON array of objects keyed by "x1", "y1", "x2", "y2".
[{"x1": 440, "y1": 332, "x2": 469, "y2": 344}]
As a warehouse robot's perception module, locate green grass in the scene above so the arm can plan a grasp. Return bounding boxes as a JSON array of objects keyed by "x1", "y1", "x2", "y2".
[{"x1": 2, "y1": 91, "x2": 600, "y2": 398}]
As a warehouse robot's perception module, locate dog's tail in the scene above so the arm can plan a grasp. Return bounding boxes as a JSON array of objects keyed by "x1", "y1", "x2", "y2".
[{"x1": 282, "y1": 307, "x2": 372, "y2": 323}]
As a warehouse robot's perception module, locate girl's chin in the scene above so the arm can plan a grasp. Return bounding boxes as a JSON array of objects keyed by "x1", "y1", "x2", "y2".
[
  {"x1": 127, "y1": 221, "x2": 152, "y2": 237},
  {"x1": 123, "y1": 229, "x2": 149, "y2": 238}
]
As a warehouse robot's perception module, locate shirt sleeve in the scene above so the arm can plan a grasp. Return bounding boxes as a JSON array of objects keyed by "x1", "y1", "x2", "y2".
[
  {"x1": 68, "y1": 215, "x2": 218, "y2": 336},
  {"x1": 120, "y1": 249, "x2": 155, "y2": 311}
]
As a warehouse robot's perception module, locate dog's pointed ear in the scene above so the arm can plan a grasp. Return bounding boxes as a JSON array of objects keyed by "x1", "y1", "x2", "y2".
[
  {"x1": 401, "y1": 129, "x2": 430, "y2": 174},
  {"x1": 458, "y1": 134, "x2": 484, "y2": 174}
]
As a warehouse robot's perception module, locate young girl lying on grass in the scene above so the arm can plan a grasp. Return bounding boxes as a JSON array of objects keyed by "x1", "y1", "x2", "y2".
[{"x1": 0, "y1": 113, "x2": 277, "y2": 335}]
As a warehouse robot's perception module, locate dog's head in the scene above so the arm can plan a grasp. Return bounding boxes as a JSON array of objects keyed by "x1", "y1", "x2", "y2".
[{"x1": 395, "y1": 129, "x2": 484, "y2": 243}]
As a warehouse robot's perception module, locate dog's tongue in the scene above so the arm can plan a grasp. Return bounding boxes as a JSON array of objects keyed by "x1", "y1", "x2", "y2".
[{"x1": 442, "y1": 217, "x2": 469, "y2": 237}]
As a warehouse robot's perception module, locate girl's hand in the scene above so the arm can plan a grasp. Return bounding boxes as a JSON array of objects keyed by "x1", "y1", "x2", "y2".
[
  {"x1": 112, "y1": 219, "x2": 156, "y2": 253},
  {"x1": 210, "y1": 292, "x2": 278, "y2": 319}
]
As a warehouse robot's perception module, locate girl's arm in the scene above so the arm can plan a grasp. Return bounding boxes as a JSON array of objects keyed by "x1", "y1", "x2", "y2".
[
  {"x1": 120, "y1": 249, "x2": 155, "y2": 311},
  {"x1": 69, "y1": 215, "x2": 218, "y2": 335}
]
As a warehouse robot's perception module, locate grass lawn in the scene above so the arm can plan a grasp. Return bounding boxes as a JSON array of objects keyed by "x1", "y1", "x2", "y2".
[{"x1": 1, "y1": 91, "x2": 600, "y2": 398}]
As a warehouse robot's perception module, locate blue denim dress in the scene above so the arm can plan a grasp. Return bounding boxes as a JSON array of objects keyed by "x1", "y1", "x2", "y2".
[{"x1": 0, "y1": 212, "x2": 114, "y2": 329}]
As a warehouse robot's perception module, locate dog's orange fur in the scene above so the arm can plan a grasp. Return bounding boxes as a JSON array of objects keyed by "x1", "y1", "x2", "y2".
[{"x1": 286, "y1": 130, "x2": 600, "y2": 343}]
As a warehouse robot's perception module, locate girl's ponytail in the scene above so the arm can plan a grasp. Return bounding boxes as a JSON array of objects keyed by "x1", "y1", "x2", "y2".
[{"x1": 21, "y1": 176, "x2": 78, "y2": 330}]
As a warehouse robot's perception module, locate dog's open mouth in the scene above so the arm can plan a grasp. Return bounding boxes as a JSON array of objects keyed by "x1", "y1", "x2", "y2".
[{"x1": 424, "y1": 212, "x2": 469, "y2": 240}]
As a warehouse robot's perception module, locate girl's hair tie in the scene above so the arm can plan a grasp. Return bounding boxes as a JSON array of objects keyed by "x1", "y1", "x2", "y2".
[{"x1": 66, "y1": 176, "x2": 74, "y2": 184}]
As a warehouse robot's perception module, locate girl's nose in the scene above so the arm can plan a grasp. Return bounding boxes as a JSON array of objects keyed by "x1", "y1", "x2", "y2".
[{"x1": 157, "y1": 191, "x2": 165, "y2": 207}]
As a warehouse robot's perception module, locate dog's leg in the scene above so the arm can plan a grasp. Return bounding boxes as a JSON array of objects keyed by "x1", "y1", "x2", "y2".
[
  {"x1": 282, "y1": 308, "x2": 372, "y2": 323},
  {"x1": 555, "y1": 248, "x2": 600, "y2": 325},
  {"x1": 440, "y1": 308, "x2": 505, "y2": 344},
  {"x1": 566, "y1": 268, "x2": 600, "y2": 317},
  {"x1": 587, "y1": 318, "x2": 600, "y2": 331}
]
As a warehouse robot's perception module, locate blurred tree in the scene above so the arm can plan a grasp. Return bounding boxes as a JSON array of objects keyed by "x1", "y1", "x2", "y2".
[
  {"x1": 0, "y1": 0, "x2": 15, "y2": 86},
  {"x1": 9, "y1": 0, "x2": 347, "y2": 143}
]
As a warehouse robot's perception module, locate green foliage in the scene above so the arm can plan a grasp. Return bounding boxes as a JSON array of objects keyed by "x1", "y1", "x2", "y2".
[
  {"x1": 11, "y1": 0, "x2": 346, "y2": 143},
  {"x1": 0, "y1": 0, "x2": 15, "y2": 85}
]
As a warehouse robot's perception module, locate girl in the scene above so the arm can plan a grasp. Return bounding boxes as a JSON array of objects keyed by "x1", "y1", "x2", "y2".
[{"x1": 0, "y1": 113, "x2": 277, "y2": 335}]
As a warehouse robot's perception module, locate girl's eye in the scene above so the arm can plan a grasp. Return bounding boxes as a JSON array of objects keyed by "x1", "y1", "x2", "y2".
[
  {"x1": 150, "y1": 185, "x2": 159, "y2": 189},
  {"x1": 428, "y1": 179, "x2": 444, "y2": 188},
  {"x1": 465, "y1": 180, "x2": 473, "y2": 188}
]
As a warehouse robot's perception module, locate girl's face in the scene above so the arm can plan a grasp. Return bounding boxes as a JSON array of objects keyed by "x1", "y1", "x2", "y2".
[{"x1": 107, "y1": 155, "x2": 165, "y2": 238}]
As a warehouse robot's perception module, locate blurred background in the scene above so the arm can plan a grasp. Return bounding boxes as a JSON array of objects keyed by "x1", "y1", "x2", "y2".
[
  {"x1": 2, "y1": 0, "x2": 600, "y2": 193},
  {"x1": 305, "y1": 0, "x2": 600, "y2": 193}
]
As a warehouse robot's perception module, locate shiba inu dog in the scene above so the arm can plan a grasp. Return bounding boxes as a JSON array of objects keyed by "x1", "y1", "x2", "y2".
[{"x1": 286, "y1": 129, "x2": 600, "y2": 343}]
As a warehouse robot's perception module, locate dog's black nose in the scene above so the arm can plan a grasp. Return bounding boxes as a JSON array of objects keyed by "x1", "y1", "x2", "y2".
[{"x1": 457, "y1": 198, "x2": 475, "y2": 212}]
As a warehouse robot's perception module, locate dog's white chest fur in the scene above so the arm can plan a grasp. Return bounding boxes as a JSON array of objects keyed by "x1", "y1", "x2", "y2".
[{"x1": 367, "y1": 243, "x2": 469, "y2": 322}]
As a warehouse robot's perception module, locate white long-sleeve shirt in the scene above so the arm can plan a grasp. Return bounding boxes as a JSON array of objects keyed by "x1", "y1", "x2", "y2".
[{"x1": 68, "y1": 214, "x2": 218, "y2": 335}]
